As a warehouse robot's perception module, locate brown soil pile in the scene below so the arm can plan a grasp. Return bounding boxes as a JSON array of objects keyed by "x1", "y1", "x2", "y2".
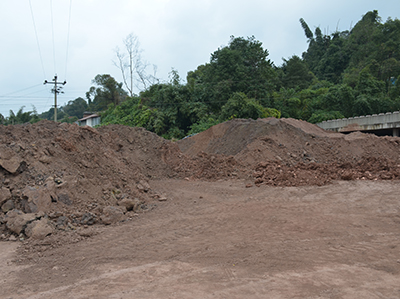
[
  {"x1": 1, "y1": 118, "x2": 400, "y2": 240},
  {"x1": 252, "y1": 157, "x2": 400, "y2": 187},
  {"x1": 178, "y1": 118, "x2": 400, "y2": 186},
  {"x1": 0, "y1": 121, "x2": 173, "y2": 239}
]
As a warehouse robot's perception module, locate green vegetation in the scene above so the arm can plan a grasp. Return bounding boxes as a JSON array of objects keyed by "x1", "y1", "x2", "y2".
[
  {"x1": 4, "y1": 10, "x2": 400, "y2": 139},
  {"x1": 0, "y1": 106, "x2": 40, "y2": 125}
]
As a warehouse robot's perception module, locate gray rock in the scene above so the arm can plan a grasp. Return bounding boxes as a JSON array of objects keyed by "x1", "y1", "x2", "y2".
[
  {"x1": 0, "y1": 144, "x2": 26, "y2": 174},
  {"x1": 0, "y1": 187, "x2": 12, "y2": 206},
  {"x1": 22, "y1": 186, "x2": 53, "y2": 212},
  {"x1": 20, "y1": 199, "x2": 38, "y2": 213},
  {"x1": 58, "y1": 193, "x2": 72, "y2": 205},
  {"x1": 5, "y1": 210, "x2": 37, "y2": 235},
  {"x1": 137, "y1": 180, "x2": 150, "y2": 192},
  {"x1": 25, "y1": 218, "x2": 54, "y2": 239},
  {"x1": 56, "y1": 216, "x2": 69, "y2": 230},
  {"x1": 100, "y1": 206, "x2": 126, "y2": 225},
  {"x1": 80, "y1": 212, "x2": 96, "y2": 225},
  {"x1": 118, "y1": 198, "x2": 141, "y2": 212},
  {"x1": 1, "y1": 199, "x2": 15, "y2": 213}
]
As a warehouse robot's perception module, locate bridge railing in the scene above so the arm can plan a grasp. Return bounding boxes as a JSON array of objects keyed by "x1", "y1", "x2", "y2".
[{"x1": 317, "y1": 111, "x2": 400, "y2": 132}]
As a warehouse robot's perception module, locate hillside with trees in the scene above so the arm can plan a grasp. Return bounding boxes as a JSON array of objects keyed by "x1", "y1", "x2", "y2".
[{"x1": 2, "y1": 10, "x2": 400, "y2": 139}]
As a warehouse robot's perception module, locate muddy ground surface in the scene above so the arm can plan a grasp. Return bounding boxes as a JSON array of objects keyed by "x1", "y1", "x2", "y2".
[
  {"x1": 1, "y1": 180, "x2": 400, "y2": 298},
  {"x1": 1, "y1": 118, "x2": 400, "y2": 298}
]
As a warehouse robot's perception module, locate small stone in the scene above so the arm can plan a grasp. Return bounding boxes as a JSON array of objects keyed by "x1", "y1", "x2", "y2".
[
  {"x1": 0, "y1": 187, "x2": 12, "y2": 206},
  {"x1": 245, "y1": 183, "x2": 253, "y2": 188},
  {"x1": 1, "y1": 199, "x2": 15, "y2": 213},
  {"x1": 100, "y1": 206, "x2": 126, "y2": 225},
  {"x1": 137, "y1": 180, "x2": 150, "y2": 192},
  {"x1": 58, "y1": 193, "x2": 72, "y2": 205},
  {"x1": 158, "y1": 197, "x2": 167, "y2": 202},
  {"x1": 38, "y1": 155, "x2": 52, "y2": 164},
  {"x1": 5, "y1": 210, "x2": 37, "y2": 235},
  {"x1": 8, "y1": 235, "x2": 17, "y2": 241},
  {"x1": 48, "y1": 212, "x2": 63, "y2": 219},
  {"x1": 118, "y1": 198, "x2": 141, "y2": 212},
  {"x1": 22, "y1": 186, "x2": 53, "y2": 212},
  {"x1": 25, "y1": 218, "x2": 54, "y2": 240},
  {"x1": 80, "y1": 213, "x2": 96, "y2": 225},
  {"x1": 0, "y1": 144, "x2": 26, "y2": 174},
  {"x1": 56, "y1": 216, "x2": 69, "y2": 230}
]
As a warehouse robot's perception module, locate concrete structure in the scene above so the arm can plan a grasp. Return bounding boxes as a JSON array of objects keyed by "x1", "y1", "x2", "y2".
[
  {"x1": 317, "y1": 111, "x2": 400, "y2": 137},
  {"x1": 77, "y1": 113, "x2": 100, "y2": 127}
]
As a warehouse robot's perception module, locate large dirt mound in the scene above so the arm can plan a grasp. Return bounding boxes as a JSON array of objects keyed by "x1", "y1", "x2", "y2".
[
  {"x1": 0, "y1": 121, "x2": 177, "y2": 239},
  {"x1": 1, "y1": 118, "x2": 400, "y2": 240},
  {"x1": 178, "y1": 118, "x2": 400, "y2": 186}
]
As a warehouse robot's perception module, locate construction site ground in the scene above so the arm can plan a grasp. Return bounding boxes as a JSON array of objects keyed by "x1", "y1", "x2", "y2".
[{"x1": 0, "y1": 118, "x2": 400, "y2": 298}]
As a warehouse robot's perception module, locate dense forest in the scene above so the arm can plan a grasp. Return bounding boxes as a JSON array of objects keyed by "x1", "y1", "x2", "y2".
[{"x1": 2, "y1": 10, "x2": 400, "y2": 139}]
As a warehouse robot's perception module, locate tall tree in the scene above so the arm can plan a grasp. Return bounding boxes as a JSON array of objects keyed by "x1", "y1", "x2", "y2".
[
  {"x1": 114, "y1": 33, "x2": 158, "y2": 96},
  {"x1": 191, "y1": 36, "x2": 277, "y2": 111}
]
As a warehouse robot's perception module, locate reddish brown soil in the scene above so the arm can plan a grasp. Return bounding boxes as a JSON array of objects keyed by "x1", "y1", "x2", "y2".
[{"x1": 1, "y1": 118, "x2": 400, "y2": 298}]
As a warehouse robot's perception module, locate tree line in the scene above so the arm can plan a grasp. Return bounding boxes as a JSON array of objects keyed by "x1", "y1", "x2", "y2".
[{"x1": 2, "y1": 10, "x2": 400, "y2": 140}]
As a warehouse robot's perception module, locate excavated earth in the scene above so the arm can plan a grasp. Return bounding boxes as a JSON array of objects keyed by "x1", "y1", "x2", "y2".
[{"x1": 1, "y1": 118, "x2": 400, "y2": 298}]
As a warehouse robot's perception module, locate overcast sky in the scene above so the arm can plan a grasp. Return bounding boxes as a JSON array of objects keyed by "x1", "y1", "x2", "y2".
[{"x1": 0, "y1": 0, "x2": 399, "y2": 117}]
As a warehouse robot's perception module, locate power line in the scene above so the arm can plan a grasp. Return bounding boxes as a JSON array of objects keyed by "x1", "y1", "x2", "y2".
[
  {"x1": 0, "y1": 84, "x2": 44, "y2": 97},
  {"x1": 50, "y1": 0, "x2": 57, "y2": 74},
  {"x1": 65, "y1": 0, "x2": 73, "y2": 80},
  {"x1": 29, "y1": 0, "x2": 46, "y2": 79}
]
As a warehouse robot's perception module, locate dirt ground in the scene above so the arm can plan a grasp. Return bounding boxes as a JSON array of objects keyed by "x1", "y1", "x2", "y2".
[
  {"x1": 1, "y1": 179, "x2": 400, "y2": 298},
  {"x1": 1, "y1": 118, "x2": 400, "y2": 298}
]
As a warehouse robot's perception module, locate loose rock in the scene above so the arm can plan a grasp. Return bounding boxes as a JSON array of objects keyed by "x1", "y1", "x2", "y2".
[
  {"x1": 5, "y1": 210, "x2": 38, "y2": 235},
  {"x1": 25, "y1": 218, "x2": 54, "y2": 240},
  {"x1": 118, "y1": 198, "x2": 141, "y2": 212},
  {"x1": 100, "y1": 206, "x2": 126, "y2": 225},
  {"x1": 0, "y1": 187, "x2": 12, "y2": 206},
  {"x1": 1, "y1": 199, "x2": 15, "y2": 213}
]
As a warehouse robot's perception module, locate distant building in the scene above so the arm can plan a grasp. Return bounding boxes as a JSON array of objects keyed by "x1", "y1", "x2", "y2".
[{"x1": 77, "y1": 112, "x2": 100, "y2": 127}]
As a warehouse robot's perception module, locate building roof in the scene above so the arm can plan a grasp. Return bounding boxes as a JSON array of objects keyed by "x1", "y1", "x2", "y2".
[{"x1": 78, "y1": 114, "x2": 100, "y2": 122}]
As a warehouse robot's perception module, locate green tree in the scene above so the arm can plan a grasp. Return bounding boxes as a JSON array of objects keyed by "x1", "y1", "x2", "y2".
[
  {"x1": 280, "y1": 55, "x2": 314, "y2": 90},
  {"x1": 219, "y1": 92, "x2": 266, "y2": 120},
  {"x1": 191, "y1": 36, "x2": 277, "y2": 112},
  {"x1": 62, "y1": 97, "x2": 88, "y2": 119},
  {"x1": 86, "y1": 74, "x2": 127, "y2": 111},
  {"x1": 5, "y1": 106, "x2": 40, "y2": 125}
]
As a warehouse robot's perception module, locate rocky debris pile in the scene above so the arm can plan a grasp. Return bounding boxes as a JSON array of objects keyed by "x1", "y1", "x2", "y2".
[
  {"x1": 0, "y1": 121, "x2": 188, "y2": 241},
  {"x1": 178, "y1": 118, "x2": 400, "y2": 165},
  {"x1": 178, "y1": 118, "x2": 400, "y2": 184},
  {"x1": 251, "y1": 157, "x2": 400, "y2": 187}
]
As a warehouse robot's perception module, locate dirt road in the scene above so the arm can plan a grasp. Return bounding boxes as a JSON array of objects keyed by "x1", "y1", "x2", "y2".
[{"x1": 1, "y1": 179, "x2": 400, "y2": 298}]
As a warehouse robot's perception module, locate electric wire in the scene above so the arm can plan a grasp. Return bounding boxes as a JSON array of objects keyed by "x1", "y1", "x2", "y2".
[
  {"x1": 50, "y1": 0, "x2": 57, "y2": 75},
  {"x1": 0, "y1": 84, "x2": 44, "y2": 97},
  {"x1": 4, "y1": 2, "x2": 75, "y2": 116},
  {"x1": 29, "y1": 0, "x2": 46, "y2": 79},
  {"x1": 64, "y1": 0, "x2": 72, "y2": 81}
]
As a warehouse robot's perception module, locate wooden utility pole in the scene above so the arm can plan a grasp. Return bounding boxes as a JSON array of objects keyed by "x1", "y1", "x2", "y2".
[{"x1": 44, "y1": 75, "x2": 66, "y2": 122}]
